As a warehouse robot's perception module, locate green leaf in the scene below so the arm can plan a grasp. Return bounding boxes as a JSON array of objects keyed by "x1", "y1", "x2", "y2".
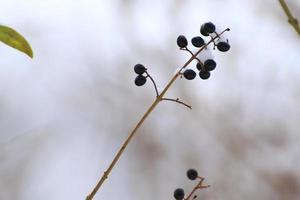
[{"x1": 0, "y1": 25, "x2": 33, "y2": 58}]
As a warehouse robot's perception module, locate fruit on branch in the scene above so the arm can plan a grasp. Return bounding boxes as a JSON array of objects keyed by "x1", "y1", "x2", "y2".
[
  {"x1": 176, "y1": 24, "x2": 230, "y2": 82},
  {"x1": 86, "y1": 24, "x2": 230, "y2": 200},
  {"x1": 177, "y1": 35, "x2": 188, "y2": 48},
  {"x1": 199, "y1": 70, "x2": 211, "y2": 80},
  {"x1": 200, "y1": 22, "x2": 216, "y2": 36},
  {"x1": 196, "y1": 62, "x2": 203, "y2": 71},
  {"x1": 134, "y1": 64, "x2": 146, "y2": 74},
  {"x1": 217, "y1": 41, "x2": 230, "y2": 52},
  {"x1": 187, "y1": 169, "x2": 198, "y2": 180},
  {"x1": 135, "y1": 75, "x2": 147, "y2": 86},
  {"x1": 191, "y1": 36, "x2": 205, "y2": 47},
  {"x1": 183, "y1": 69, "x2": 196, "y2": 80},
  {"x1": 173, "y1": 188, "x2": 185, "y2": 200},
  {"x1": 203, "y1": 59, "x2": 216, "y2": 71}
]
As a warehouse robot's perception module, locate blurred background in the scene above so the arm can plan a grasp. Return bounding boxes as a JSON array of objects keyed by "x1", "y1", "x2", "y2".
[{"x1": 1, "y1": 0, "x2": 300, "y2": 199}]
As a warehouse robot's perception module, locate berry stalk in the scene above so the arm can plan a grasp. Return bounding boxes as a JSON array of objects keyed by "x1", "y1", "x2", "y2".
[{"x1": 85, "y1": 28, "x2": 230, "y2": 200}]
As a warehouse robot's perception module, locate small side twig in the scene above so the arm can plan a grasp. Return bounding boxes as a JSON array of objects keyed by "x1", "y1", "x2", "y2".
[
  {"x1": 278, "y1": 0, "x2": 300, "y2": 36},
  {"x1": 184, "y1": 177, "x2": 210, "y2": 200},
  {"x1": 161, "y1": 97, "x2": 192, "y2": 109},
  {"x1": 145, "y1": 71, "x2": 159, "y2": 97}
]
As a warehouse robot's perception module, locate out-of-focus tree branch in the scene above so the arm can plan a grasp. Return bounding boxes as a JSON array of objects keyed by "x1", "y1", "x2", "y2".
[{"x1": 278, "y1": 0, "x2": 300, "y2": 36}]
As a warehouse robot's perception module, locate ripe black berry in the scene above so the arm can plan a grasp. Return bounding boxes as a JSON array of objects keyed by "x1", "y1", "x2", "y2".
[
  {"x1": 217, "y1": 41, "x2": 230, "y2": 52},
  {"x1": 134, "y1": 64, "x2": 146, "y2": 74},
  {"x1": 204, "y1": 59, "x2": 216, "y2": 71},
  {"x1": 199, "y1": 70, "x2": 210, "y2": 80},
  {"x1": 173, "y1": 188, "x2": 185, "y2": 200},
  {"x1": 183, "y1": 69, "x2": 196, "y2": 80},
  {"x1": 177, "y1": 35, "x2": 188, "y2": 48},
  {"x1": 187, "y1": 169, "x2": 198, "y2": 180},
  {"x1": 200, "y1": 22, "x2": 216, "y2": 36},
  {"x1": 135, "y1": 75, "x2": 147, "y2": 86},
  {"x1": 191, "y1": 36, "x2": 204, "y2": 48},
  {"x1": 196, "y1": 62, "x2": 203, "y2": 71}
]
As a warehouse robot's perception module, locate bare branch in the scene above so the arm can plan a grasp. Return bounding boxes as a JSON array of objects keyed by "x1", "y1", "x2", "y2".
[{"x1": 161, "y1": 97, "x2": 192, "y2": 109}]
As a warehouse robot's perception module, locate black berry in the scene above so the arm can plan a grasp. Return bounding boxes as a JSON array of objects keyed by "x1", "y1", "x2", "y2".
[
  {"x1": 173, "y1": 188, "x2": 185, "y2": 200},
  {"x1": 187, "y1": 169, "x2": 198, "y2": 180},
  {"x1": 199, "y1": 70, "x2": 211, "y2": 80},
  {"x1": 217, "y1": 41, "x2": 230, "y2": 52},
  {"x1": 135, "y1": 75, "x2": 147, "y2": 86},
  {"x1": 177, "y1": 35, "x2": 188, "y2": 48},
  {"x1": 204, "y1": 59, "x2": 216, "y2": 71},
  {"x1": 191, "y1": 36, "x2": 204, "y2": 48},
  {"x1": 183, "y1": 69, "x2": 196, "y2": 80},
  {"x1": 200, "y1": 22, "x2": 215, "y2": 36},
  {"x1": 196, "y1": 62, "x2": 203, "y2": 71},
  {"x1": 134, "y1": 64, "x2": 146, "y2": 74}
]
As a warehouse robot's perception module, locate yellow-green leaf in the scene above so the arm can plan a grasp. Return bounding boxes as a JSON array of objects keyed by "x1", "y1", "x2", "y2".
[{"x1": 0, "y1": 25, "x2": 33, "y2": 58}]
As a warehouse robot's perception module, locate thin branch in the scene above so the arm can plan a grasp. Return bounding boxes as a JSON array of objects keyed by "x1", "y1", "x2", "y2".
[
  {"x1": 85, "y1": 28, "x2": 229, "y2": 200},
  {"x1": 184, "y1": 177, "x2": 210, "y2": 200},
  {"x1": 181, "y1": 47, "x2": 203, "y2": 64},
  {"x1": 181, "y1": 47, "x2": 205, "y2": 71},
  {"x1": 278, "y1": 0, "x2": 300, "y2": 36},
  {"x1": 209, "y1": 35, "x2": 217, "y2": 50},
  {"x1": 145, "y1": 71, "x2": 159, "y2": 97},
  {"x1": 161, "y1": 97, "x2": 192, "y2": 109}
]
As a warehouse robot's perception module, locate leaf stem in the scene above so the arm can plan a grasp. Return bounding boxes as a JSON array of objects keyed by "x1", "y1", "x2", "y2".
[{"x1": 85, "y1": 28, "x2": 230, "y2": 200}]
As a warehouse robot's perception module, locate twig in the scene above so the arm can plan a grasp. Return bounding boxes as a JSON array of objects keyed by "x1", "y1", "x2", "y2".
[
  {"x1": 145, "y1": 71, "x2": 159, "y2": 97},
  {"x1": 85, "y1": 28, "x2": 230, "y2": 200},
  {"x1": 209, "y1": 35, "x2": 218, "y2": 50},
  {"x1": 184, "y1": 177, "x2": 210, "y2": 200},
  {"x1": 181, "y1": 47, "x2": 203, "y2": 65},
  {"x1": 278, "y1": 0, "x2": 300, "y2": 36},
  {"x1": 161, "y1": 97, "x2": 192, "y2": 109}
]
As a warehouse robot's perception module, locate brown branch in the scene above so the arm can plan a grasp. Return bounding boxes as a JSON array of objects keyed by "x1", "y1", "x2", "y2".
[{"x1": 278, "y1": 0, "x2": 300, "y2": 36}]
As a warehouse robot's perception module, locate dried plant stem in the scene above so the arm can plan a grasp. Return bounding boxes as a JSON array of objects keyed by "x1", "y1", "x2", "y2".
[
  {"x1": 278, "y1": 0, "x2": 300, "y2": 36},
  {"x1": 85, "y1": 28, "x2": 230, "y2": 200}
]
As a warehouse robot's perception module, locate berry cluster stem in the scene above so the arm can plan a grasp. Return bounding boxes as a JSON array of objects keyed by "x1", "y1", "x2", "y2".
[
  {"x1": 145, "y1": 71, "x2": 159, "y2": 97},
  {"x1": 278, "y1": 0, "x2": 300, "y2": 36},
  {"x1": 184, "y1": 177, "x2": 210, "y2": 200},
  {"x1": 85, "y1": 28, "x2": 230, "y2": 200}
]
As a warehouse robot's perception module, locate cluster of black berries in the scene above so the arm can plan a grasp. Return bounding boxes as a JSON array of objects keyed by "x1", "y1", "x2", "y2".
[
  {"x1": 183, "y1": 59, "x2": 216, "y2": 80},
  {"x1": 173, "y1": 169, "x2": 209, "y2": 200},
  {"x1": 134, "y1": 64, "x2": 147, "y2": 86},
  {"x1": 177, "y1": 22, "x2": 230, "y2": 81}
]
